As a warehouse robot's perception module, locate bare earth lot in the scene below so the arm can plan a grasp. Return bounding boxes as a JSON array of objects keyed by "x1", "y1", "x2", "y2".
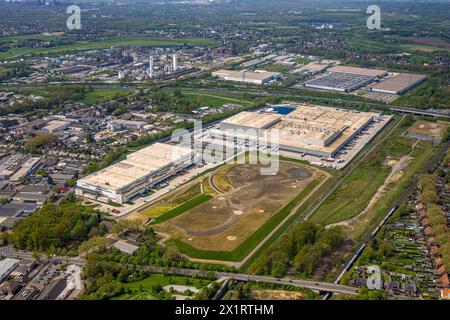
[
  {"x1": 406, "y1": 120, "x2": 448, "y2": 139},
  {"x1": 156, "y1": 162, "x2": 318, "y2": 252}
]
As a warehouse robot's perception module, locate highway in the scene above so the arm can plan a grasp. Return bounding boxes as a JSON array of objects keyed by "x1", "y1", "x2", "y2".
[{"x1": 167, "y1": 87, "x2": 450, "y2": 119}]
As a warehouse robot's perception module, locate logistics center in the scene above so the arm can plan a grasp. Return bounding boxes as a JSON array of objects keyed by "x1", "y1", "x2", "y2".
[
  {"x1": 75, "y1": 143, "x2": 194, "y2": 204},
  {"x1": 209, "y1": 104, "x2": 382, "y2": 158}
]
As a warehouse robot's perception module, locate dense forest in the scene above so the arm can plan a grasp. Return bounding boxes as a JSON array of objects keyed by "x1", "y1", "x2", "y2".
[{"x1": 4, "y1": 197, "x2": 102, "y2": 253}]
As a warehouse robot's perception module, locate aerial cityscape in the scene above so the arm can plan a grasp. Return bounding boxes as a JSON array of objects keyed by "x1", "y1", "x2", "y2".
[{"x1": 0, "y1": 0, "x2": 449, "y2": 307}]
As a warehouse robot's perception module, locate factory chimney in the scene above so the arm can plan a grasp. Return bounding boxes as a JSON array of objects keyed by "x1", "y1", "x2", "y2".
[{"x1": 173, "y1": 54, "x2": 178, "y2": 72}]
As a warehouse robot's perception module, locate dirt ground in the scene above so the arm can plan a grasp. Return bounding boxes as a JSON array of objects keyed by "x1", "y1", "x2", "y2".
[
  {"x1": 157, "y1": 161, "x2": 317, "y2": 252},
  {"x1": 407, "y1": 120, "x2": 448, "y2": 139},
  {"x1": 249, "y1": 289, "x2": 304, "y2": 300}
]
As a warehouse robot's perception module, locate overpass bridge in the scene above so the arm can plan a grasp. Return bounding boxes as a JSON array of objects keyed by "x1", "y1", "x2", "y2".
[{"x1": 389, "y1": 107, "x2": 450, "y2": 119}]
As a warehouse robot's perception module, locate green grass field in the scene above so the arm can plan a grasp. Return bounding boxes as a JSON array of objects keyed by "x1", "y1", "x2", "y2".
[
  {"x1": 112, "y1": 274, "x2": 210, "y2": 300},
  {"x1": 0, "y1": 36, "x2": 217, "y2": 59},
  {"x1": 152, "y1": 194, "x2": 213, "y2": 224},
  {"x1": 348, "y1": 139, "x2": 435, "y2": 241},
  {"x1": 80, "y1": 89, "x2": 132, "y2": 104},
  {"x1": 295, "y1": 57, "x2": 312, "y2": 65}
]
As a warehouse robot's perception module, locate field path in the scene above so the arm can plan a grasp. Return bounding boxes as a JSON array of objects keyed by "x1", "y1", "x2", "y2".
[
  {"x1": 326, "y1": 138, "x2": 420, "y2": 230},
  {"x1": 208, "y1": 175, "x2": 224, "y2": 194}
]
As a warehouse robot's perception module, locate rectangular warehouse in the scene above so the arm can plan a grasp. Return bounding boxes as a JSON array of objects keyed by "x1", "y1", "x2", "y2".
[
  {"x1": 304, "y1": 72, "x2": 375, "y2": 93},
  {"x1": 212, "y1": 69, "x2": 281, "y2": 85},
  {"x1": 76, "y1": 143, "x2": 193, "y2": 204},
  {"x1": 371, "y1": 73, "x2": 427, "y2": 95},
  {"x1": 220, "y1": 111, "x2": 281, "y2": 133},
  {"x1": 327, "y1": 66, "x2": 388, "y2": 77},
  {"x1": 210, "y1": 104, "x2": 380, "y2": 158}
]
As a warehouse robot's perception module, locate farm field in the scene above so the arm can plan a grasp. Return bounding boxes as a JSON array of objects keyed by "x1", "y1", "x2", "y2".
[{"x1": 149, "y1": 160, "x2": 327, "y2": 262}]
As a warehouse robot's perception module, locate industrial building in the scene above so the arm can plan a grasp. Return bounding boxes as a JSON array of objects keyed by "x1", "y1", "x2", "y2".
[
  {"x1": 326, "y1": 66, "x2": 387, "y2": 77},
  {"x1": 40, "y1": 120, "x2": 70, "y2": 133},
  {"x1": 303, "y1": 66, "x2": 389, "y2": 93},
  {"x1": 0, "y1": 155, "x2": 41, "y2": 181},
  {"x1": 304, "y1": 72, "x2": 376, "y2": 93},
  {"x1": 75, "y1": 143, "x2": 194, "y2": 204},
  {"x1": 209, "y1": 104, "x2": 381, "y2": 158},
  {"x1": 108, "y1": 119, "x2": 146, "y2": 132},
  {"x1": 371, "y1": 73, "x2": 427, "y2": 95},
  {"x1": 113, "y1": 240, "x2": 140, "y2": 255},
  {"x1": 292, "y1": 62, "x2": 329, "y2": 75},
  {"x1": 212, "y1": 69, "x2": 281, "y2": 85},
  {"x1": 0, "y1": 258, "x2": 19, "y2": 283}
]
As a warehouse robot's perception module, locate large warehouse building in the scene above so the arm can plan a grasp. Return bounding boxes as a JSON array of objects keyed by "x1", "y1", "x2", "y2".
[
  {"x1": 212, "y1": 69, "x2": 281, "y2": 85},
  {"x1": 304, "y1": 72, "x2": 375, "y2": 93},
  {"x1": 304, "y1": 66, "x2": 388, "y2": 93},
  {"x1": 326, "y1": 66, "x2": 387, "y2": 77},
  {"x1": 76, "y1": 143, "x2": 194, "y2": 204},
  {"x1": 210, "y1": 104, "x2": 381, "y2": 158},
  {"x1": 371, "y1": 73, "x2": 427, "y2": 95}
]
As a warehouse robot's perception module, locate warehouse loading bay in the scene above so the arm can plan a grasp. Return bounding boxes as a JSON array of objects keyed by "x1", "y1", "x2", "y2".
[{"x1": 279, "y1": 114, "x2": 392, "y2": 169}]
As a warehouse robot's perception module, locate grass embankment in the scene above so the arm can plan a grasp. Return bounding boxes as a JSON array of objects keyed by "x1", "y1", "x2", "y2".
[
  {"x1": 211, "y1": 164, "x2": 235, "y2": 193},
  {"x1": 152, "y1": 194, "x2": 213, "y2": 224},
  {"x1": 169, "y1": 178, "x2": 321, "y2": 262}
]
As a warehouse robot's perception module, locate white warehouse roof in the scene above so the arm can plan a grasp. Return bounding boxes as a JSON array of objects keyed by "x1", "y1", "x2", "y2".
[{"x1": 77, "y1": 143, "x2": 192, "y2": 193}]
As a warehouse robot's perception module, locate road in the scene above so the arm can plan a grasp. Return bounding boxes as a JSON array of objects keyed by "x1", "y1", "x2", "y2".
[
  {"x1": 137, "y1": 265, "x2": 359, "y2": 295},
  {"x1": 0, "y1": 246, "x2": 86, "y2": 266}
]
